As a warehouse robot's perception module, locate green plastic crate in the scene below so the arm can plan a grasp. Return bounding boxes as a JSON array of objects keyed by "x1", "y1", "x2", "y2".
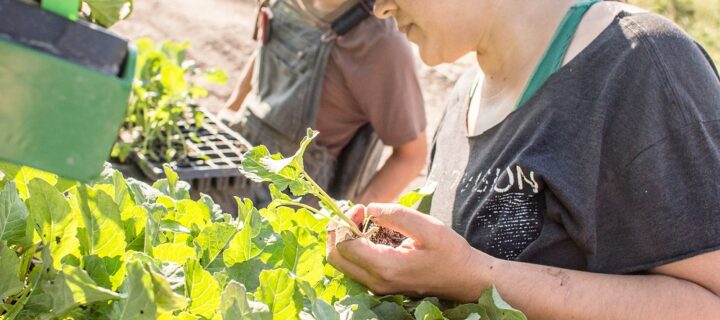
[{"x1": 0, "y1": 38, "x2": 136, "y2": 181}]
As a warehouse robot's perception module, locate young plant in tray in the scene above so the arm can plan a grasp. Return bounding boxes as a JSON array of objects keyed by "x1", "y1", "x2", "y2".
[{"x1": 113, "y1": 38, "x2": 228, "y2": 164}]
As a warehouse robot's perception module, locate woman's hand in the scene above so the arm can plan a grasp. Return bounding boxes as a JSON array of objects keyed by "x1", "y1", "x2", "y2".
[{"x1": 327, "y1": 203, "x2": 496, "y2": 302}]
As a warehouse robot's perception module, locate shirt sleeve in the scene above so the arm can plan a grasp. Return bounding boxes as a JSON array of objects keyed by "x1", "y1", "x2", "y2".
[
  {"x1": 341, "y1": 20, "x2": 427, "y2": 146},
  {"x1": 588, "y1": 19, "x2": 720, "y2": 273},
  {"x1": 593, "y1": 120, "x2": 720, "y2": 273}
]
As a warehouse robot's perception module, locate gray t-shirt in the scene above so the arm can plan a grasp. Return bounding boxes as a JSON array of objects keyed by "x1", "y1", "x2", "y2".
[{"x1": 427, "y1": 12, "x2": 720, "y2": 274}]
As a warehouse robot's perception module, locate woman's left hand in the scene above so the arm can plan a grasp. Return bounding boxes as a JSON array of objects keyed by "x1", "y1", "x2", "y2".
[{"x1": 327, "y1": 203, "x2": 495, "y2": 302}]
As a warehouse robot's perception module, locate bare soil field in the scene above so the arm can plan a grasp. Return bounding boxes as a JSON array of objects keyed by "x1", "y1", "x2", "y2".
[{"x1": 112, "y1": 0, "x2": 475, "y2": 190}]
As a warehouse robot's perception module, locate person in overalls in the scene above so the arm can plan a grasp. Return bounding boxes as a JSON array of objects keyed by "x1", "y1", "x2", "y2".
[
  {"x1": 221, "y1": 0, "x2": 427, "y2": 206},
  {"x1": 328, "y1": 0, "x2": 720, "y2": 317}
]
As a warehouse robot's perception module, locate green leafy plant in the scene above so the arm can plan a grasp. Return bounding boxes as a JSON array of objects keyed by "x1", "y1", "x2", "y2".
[
  {"x1": 23, "y1": 0, "x2": 133, "y2": 27},
  {"x1": 113, "y1": 38, "x2": 228, "y2": 164},
  {"x1": 0, "y1": 157, "x2": 526, "y2": 319},
  {"x1": 240, "y1": 129, "x2": 364, "y2": 237}
]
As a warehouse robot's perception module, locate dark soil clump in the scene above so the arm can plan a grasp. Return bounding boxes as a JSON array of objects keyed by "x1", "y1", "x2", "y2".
[{"x1": 366, "y1": 223, "x2": 407, "y2": 248}]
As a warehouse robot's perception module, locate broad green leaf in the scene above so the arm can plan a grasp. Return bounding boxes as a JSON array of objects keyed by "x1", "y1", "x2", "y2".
[
  {"x1": 256, "y1": 269, "x2": 301, "y2": 320},
  {"x1": 152, "y1": 165, "x2": 191, "y2": 200},
  {"x1": 223, "y1": 203, "x2": 254, "y2": 266},
  {"x1": 158, "y1": 311, "x2": 201, "y2": 320},
  {"x1": 110, "y1": 169, "x2": 136, "y2": 213},
  {"x1": 477, "y1": 286, "x2": 527, "y2": 320},
  {"x1": 371, "y1": 301, "x2": 414, "y2": 320},
  {"x1": 8, "y1": 247, "x2": 55, "y2": 319},
  {"x1": 49, "y1": 218, "x2": 81, "y2": 270},
  {"x1": 312, "y1": 299, "x2": 340, "y2": 320},
  {"x1": 42, "y1": 265, "x2": 120, "y2": 319},
  {"x1": 396, "y1": 181, "x2": 437, "y2": 215},
  {"x1": 442, "y1": 304, "x2": 487, "y2": 320},
  {"x1": 281, "y1": 230, "x2": 302, "y2": 272},
  {"x1": 194, "y1": 222, "x2": 237, "y2": 267},
  {"x1": 82, "y1": 255, "x2": 124, "y2": 290},
  {"x1": 320, "y1": 275, "x2": 367, "y2": 305},
  {"x1": 221, "y1": 281, "x2": 271, "y2": 320},
  {"x1": 75, "y1": 186, "x2": 126, "y2": 258},
  {"x1": 153, "y1": 178, "x2": 192, "y2": 201},
  {"x1": 200, "y1": 193, "x2": 224, "y2": 222},
  {"x1": 148, "y1": 264, "x2": 188, "y2": 315},
  {"x1": 0, "y1": 241, "x2": 23, "y2": 301},
  {"x1": 186, "y1": 260, "x2": 221, "y2": 318},
  {"x1": 259, "y1": 206, "x2": 290, "y2": 233},
  {"x1": 127, "y1": 178, "x2": 162, "y2": 204},
  {"x1": 160, "y1": 219, "x2": 192, "y2": 234},
  {"x1": 226, "y1": 260, "x2": 269, "y2": 293},
  {"x1": 413, "y1": 301, "x2": 444, "y2": 320},
  {"x1": 158, "y1": 261, "x2": 187, "y2": 296},
  {"x1": 111, "y1": 260, "x2": 157, "y2": 320},
  {"x1": 0, "y1": 163, "x2": 57, "y2": 199},
  {"x1": 280, "y1": 229, "x2": 323, "y2": 286},
  {"x1": 84, "y1": 0, "x2": 133, "y2": 27},
  {"x1": 335, "y1": 303, "x2": 380, "y2": 320},
  {"x1": 0, "y1": 182, "x2": 32, "y2": 247},
  {"x1": 176, "y1": 199, "x2": 211, "y2": 231},
  {"x1": 28, "y1": 178, "x2": 73, "y2": 245},
  {"x1": 154, "y1": 243, "x2": 196, "y2": 265},
  {"x1": 292, "y1": 208, "x2": 327, "y2": 234},
  {"x1": 239, "y1": 146, "x2": 296, "y2": 191},
  {"x1": 144, "y1": 205, "x2": 161, "y2": 256},
  {"x1": 121, "y1": 205, "x2": 148, "y2": 251},
  {"x1": 336, "y1": 294, "x2": 381, "y2": 320},
  {"x1": 239, "y1": 130, "x2": 319, "y2": 197}
]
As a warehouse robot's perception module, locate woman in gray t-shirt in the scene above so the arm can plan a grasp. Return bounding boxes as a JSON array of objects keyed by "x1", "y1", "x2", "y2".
[{"x1": 327, "y1": 0, "x2": 720, "y2": 318}]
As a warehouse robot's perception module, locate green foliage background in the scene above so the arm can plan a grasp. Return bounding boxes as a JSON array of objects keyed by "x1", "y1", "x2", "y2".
[{"x1": 631, "y1": 0, "x2": 720, "y2": 63}]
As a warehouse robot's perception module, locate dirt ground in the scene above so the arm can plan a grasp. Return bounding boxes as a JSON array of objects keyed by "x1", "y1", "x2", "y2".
[{"x1": 112, "y1": 0, "x2": 475, "y2": 191}]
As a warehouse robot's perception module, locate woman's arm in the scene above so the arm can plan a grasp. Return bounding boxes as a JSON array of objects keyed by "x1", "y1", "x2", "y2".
[
  {"x1": 328, "y1": 204, "x2": 720, "y2": 320},
  {"x1": 355, "y1": 132, "x2": 427, "y2": 204}
]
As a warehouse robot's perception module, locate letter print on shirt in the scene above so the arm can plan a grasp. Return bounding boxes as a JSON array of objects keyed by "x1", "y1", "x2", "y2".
[{"x1": 458, "y1": 165, "x2": 544, "y2": 260}]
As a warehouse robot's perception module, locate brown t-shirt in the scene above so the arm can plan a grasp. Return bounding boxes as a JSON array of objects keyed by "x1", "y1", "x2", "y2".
[
  {"x1": 312, "y1": 17, "x2": 427, "y2": 157},
  {"x1": 259, "y1": 1, "x2": 425, "y2": 157}
]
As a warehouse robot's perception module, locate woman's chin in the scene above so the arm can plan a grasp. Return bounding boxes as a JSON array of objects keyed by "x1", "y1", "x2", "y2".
[{"x1": 418, "y1": 49, "x2": 449, "y2": 67}]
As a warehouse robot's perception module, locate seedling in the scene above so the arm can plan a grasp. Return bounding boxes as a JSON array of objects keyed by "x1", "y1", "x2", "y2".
[
  {"x1": 240, "y1": 129, "x2": 364, "y2": 237},
  {"x1": 113, "y1": 38, "x2": 227, "y2": 164}
]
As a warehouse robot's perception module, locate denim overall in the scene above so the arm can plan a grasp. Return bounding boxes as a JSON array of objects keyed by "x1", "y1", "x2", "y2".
[{"x1": 232, "y1": 0, "x2": 343, "y2": 205}]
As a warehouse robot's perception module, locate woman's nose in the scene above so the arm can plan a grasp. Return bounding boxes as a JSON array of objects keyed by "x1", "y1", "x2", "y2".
[{"x1": 373, "y1": 0, "x2": 396, "y2": 19}]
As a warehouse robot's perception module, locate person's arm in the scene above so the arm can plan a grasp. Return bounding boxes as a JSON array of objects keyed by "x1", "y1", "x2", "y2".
[
  {"x1": 328, "y1": 204, "x2": 720, "y2": 320},
  {"x1": 223, "y1": 49, "x2": 257, "y2": 112},
  {"x1": 355, "y1": 131, "x2": 427, "y2": 204}
]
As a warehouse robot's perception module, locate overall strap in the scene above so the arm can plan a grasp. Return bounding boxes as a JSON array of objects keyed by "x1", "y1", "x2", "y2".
[{"x1": 516, "y1": 0, "x2": 602, "y2": 109}]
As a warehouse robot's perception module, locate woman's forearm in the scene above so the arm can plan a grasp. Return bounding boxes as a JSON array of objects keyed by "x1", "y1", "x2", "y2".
[
  {"x1": 356, "y1": 132, "x2": 427, "y2": 204},
  {"x1": 477, "y1": 256, "x2": 720, "y2": 320}
]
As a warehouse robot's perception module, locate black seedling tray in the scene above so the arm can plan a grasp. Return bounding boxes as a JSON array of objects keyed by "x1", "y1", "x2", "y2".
[
  {"x1": 134, "y1": 108, "x2": 250, "y2": 181},
  {"x1": 0, "y1": 0, "x2": 128, "y2": 76},
  {"x1": 131, "y1": 108, "x2": 254, "y2": 216}
]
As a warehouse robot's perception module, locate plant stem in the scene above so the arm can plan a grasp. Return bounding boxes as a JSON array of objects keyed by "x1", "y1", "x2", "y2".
[
  {"x1": 303, "y1": 173, "x2": 362, "y2": 236},
  {"x1": 274, "y1": 200, "x2": 322, "y2": 216}
]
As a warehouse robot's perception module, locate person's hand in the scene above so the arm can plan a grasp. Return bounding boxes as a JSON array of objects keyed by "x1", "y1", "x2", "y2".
[{"x1": 327, "y1": 203, "x2": 496, "y2": 302}]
